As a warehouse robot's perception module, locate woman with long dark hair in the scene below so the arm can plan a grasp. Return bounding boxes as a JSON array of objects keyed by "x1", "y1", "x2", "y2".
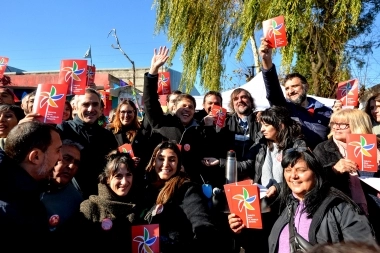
[
  {"x1": 204, "y1": 106, "x2": 306, "y2": 198},
  {"x1": 143, "y1": 141, "x2": 222, "y2": 253},
  {"x1": 229, "y1": 149, "x2": 375, "y2": 252}
]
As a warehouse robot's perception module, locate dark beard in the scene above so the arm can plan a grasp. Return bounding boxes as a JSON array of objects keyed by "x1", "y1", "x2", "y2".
[{"x1": 290, "y1": 92, "x2": 307, "y2": 106}]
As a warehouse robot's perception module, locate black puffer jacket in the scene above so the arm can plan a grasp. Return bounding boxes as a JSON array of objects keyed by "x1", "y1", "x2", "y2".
[
  {"x1": 143, "y1": 73, "x2": 215, "y2": 183},
  {"x1": 143, "y1": 181, "x2": 223, "y2": 253},
  {"x1": 268, "y1": 188, "x2": 376, "y2": 253}
]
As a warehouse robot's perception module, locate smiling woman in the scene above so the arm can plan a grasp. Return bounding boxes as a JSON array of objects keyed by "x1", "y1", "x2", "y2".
[
  {"x1": 229, "y1": 149, "x2": 376, "y2": 252},
  {"x1": 142, "y1": 141, "x2": 224, "y2": 253},
  {"x1": 78, "y1": 151, "x2": 142, "y2": 250}
]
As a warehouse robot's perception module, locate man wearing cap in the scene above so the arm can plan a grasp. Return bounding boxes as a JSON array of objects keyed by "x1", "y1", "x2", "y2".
[{"x1": 0, "y1": 87, "x2": 15, "y2": 105}]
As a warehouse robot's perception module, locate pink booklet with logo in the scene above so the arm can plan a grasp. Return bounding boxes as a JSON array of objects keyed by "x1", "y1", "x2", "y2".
[
  {"x1": 118, "y1": 143, "x2": 135, "y2": 158},
  {"x1": 58, "y1": 59, "x2": 87, "y2": 95},
  {"x1": 347, "y1": 134, "x2": 378, "y2": 172},
  {"x1": 33, "y1": 83, "x2": 68, "y2": 124},
  {"x1": 263, "y1": 15, "x2": 288, "y2": 48},
  {"x1": 224, "y1": 180, "x2": 262, "y2": 229},
  {"x1": 336, "y1": 79, "x2": 359, "y2": 107}
]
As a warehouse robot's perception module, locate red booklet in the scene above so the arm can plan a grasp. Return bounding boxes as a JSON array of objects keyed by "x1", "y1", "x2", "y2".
[
  {"x1": 132, "y1": 224, "x2": 159, "y2": 253},
  {"x1": 157, "y1": 72, "x2": 171, "y2": 95},
  {"x1": 118, "y1": 143, "x2": 135, "y2": 158},
  {"x1": 336, "y1": 79, "x2": 359, "y2": 107},
  {"x1": 86, "y1": 65, "x2": 96, "y2": 85},
  {"x1": 99, "y1": 90, "x2": 112, "y2": 116},
  {"x1": 347, "y1": 134, "x2": 378, "y2": 172},
  {"x1": 58, "y1": 59, "x2": 87, "y2": 95},
  {"x1": 33, "y1": 83, "x2": 68, "y2": 124},
  {"x1": 224, "y1": 180, "x2": 262, "y2": 229},
  {"x1": 0, "y1": 57, "x2": 9, "y2": 78},
  {"x1": 210, "y1": 105, "x2": 227, "y2": 129},
  {"x1": 262, "y1": 15, "x2": 288, "y2": 48}
]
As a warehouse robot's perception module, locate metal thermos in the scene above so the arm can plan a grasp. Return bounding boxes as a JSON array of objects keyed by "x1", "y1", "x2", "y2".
[{"x1": 225, "y1": 150, "x2": 237, "y2": 184}]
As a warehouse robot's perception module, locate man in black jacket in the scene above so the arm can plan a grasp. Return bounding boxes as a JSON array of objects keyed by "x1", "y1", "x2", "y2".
[
  {"x1": 0, "y1": 122, "x2": 62, "y2": 249},
  {"x1": 56, "y1": 88, "x2": 118, "y2": 198}
]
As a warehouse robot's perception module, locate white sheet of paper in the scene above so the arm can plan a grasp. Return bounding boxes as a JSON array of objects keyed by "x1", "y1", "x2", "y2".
[
  {"x1": 359, "y1": 176, "x2": 380, "y2": 192},
  {"x1": 254, "y1": 183, "x2": 268, "y2": 199}
]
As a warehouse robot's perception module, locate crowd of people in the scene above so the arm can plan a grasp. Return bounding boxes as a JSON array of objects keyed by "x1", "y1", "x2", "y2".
[{"x1": 0, "y1": 41, "x2": 379, "y2": 253}]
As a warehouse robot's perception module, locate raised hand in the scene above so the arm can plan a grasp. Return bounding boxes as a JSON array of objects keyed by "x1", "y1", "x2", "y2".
[
  {"x1": 149, "y1": 46, "x2": 169, "y2": 75},
  {"x1": 259, "y1": 38, "x2": 273, "y2": 70}
]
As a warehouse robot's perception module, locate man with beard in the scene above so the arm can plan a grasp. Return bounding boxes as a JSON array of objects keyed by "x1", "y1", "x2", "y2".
[
  {"x1": 56, "y1": 88, "x2": 118, "y2": 198},
  {"x1": 224, "y1": 88, "x2": 261, "y2": 164},
  {"x1": 259, "y1": 38, "x2": 332, "y2": 149},
  {"x1": 0, "y1": 121, "x2": 62, "y2": 249}
]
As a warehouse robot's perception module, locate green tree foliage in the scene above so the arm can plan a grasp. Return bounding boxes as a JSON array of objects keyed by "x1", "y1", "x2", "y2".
[{"x1": 153, "y1": 0, "x2": 380, "y2": 96}]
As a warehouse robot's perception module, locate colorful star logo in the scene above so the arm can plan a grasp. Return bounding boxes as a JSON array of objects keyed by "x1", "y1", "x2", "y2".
[
  {"x1": 338, "y1": 81, "x2": 354, "y2": 97},
  {"x1": 349, "y1": 135, "x2": 375, "y2": 158},
  {"x1": 232, "y1": 187, "x2": 256, "y2": 212},
  {"x1": 133, "y1": 227, "x2": 157, "y2": 253},
  {"x1": 39, "y1": 86, "x2": 64, "y2": 108},
  {"x1": 267, "y1": 20, "x2": 283, "y2": 38},
  {"x1": 61, "y1": 61, "x2": 85, "y2": 82},
  {"x1": 158, "y1": 73, "x2": 169, "y2": 90}
]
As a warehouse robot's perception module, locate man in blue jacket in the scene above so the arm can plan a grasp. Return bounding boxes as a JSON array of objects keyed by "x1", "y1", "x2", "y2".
[{"x1": 259, "y1": 38, "x2": 332, "y2": 149}]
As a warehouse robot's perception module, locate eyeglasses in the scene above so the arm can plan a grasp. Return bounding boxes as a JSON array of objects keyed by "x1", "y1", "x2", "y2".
[
  {"x1": 120, "y1": 110, "x2": 134, "y2": 115},
  {"x1": 330, "y1": 122, "x2": 350, "y2": 130}
]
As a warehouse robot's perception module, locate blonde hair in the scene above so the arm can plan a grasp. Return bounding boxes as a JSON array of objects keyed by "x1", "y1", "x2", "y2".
[{"x1": 328, "y1": 109, "x2": 373, "y2": 138}]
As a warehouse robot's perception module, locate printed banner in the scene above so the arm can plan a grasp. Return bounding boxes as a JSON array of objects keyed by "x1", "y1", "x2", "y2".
[
  {"x1": 33, "y1": 83, "x2": 68, "y2": 124},
  {"x1": 157, "y1": 72, "x2": 171, "y2": 95},
  {"x1": 132, "y1": 224, "x2": 159, "y2": 253},
  {"x1": 224, "y1": 181, "x2": 262, "y2": 229},
  {"x1": 210, "y1": 105, "x2": 227, "y2": 129},
  {"x1": 0, "y1": 57, "x2": 9, "y2": 78},
  {"x1": 87, "y1": 65, "x2": 96, "y2": 85},
  {"x1": 347, "y1": 134, "x2": 377, "y2": 172},
  {"x1": 262, "y1": 15, "x2": 288, "y2": 48},
  {"x1": 336, "y1": 79, "x2": 359, "y2": 107},
  {"x1": 118, "y1": 143, "x2": 135, "y2": 158},
  {"x1": 58, "y1": 59, "x2": 87, "y2": 95}
]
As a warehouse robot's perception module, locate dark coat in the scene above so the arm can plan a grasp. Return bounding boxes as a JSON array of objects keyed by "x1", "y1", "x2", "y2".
[
  {"x1": 108, "y1": 125, "x2": 150, "y2": 183},
  {"x1": 143, "y1": 181, "x2": 223, "y2": 253},
  {"x1": 79, "y1": 183, "x2": 138, "y2": 251},
  {"x1": 313, "y1": 138, "x2": 351, "y2": 195},
  {"x1": 262, "y1": 65, "x2": 332, "y2": 149},
  {"x1": 224, "y1": 112, "x2": 261, "y2": 161},
  {"x1": 0, "y1": 150, "x2": 49, "y2": 249},
  {"x1": 268, "y1": 188, "x2": 376, "y2": 253},
  {"x1": 313, "y1": 138, "x2": 380, "y2": 243},
  {"x1": 56, "y1": 116, "x2": 118, "y2": 198}
]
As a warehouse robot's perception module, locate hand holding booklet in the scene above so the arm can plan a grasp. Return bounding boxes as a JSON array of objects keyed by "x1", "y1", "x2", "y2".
[{"x1": 224, "y1": 180, "x2": 264, "y2": 229}]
